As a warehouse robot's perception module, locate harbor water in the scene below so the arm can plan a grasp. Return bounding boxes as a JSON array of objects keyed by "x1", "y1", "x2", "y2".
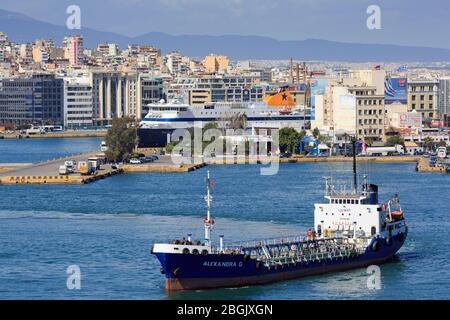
[
  {"x1": 0, "y1": 137, "x2": 102, "y2": 163},
  {"x1": 0, "y1": 138, "x2": 449, "y2": 299}
]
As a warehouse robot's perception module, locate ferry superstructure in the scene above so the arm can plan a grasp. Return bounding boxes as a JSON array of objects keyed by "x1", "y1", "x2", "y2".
[
  {"x1": 138, "y1": 90, "x2": 310, "y2": 147},
  {"x1": 151, "y1": 146, "x2": 408, "y2": 291}
]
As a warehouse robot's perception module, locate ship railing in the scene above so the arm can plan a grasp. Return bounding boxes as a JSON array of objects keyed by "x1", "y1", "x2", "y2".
[
  {"x1": 235, "y1": 235, "x2": 310, "y2": 249},
  {"x1": 260, "y1": 246, "x2": 365, "y2": 267},
  {"x1": 210, "y1": 236, "x2": 366, "y2": 255}
]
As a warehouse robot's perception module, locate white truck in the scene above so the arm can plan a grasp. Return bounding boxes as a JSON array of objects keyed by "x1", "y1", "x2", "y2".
[
  {"x1": 26, "y1": 126, "x2": 45, "y2": 135},
  {"x1": 59, "y1": 165, "x2": 69, "y2": 175},
  {"x1": 64, "y1": 160, "x2": 76, "y2": 173},
  {"x1": 365, "y1": 144, "x2": 405, "y2": 156}
]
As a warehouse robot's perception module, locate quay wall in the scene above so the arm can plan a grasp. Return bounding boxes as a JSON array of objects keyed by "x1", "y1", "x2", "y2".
[{"x1": 2, "y1": 131, "x2": 106, "y2": 140}]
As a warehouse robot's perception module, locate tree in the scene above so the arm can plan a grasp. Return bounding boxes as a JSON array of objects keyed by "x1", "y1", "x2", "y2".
[
  {"x1": 319, "y1": 134, "x2": 330, "y2": 144},
  {"x1": 438, "y1": 139, "x2": 447, "y2": 147},
  {"x1": 312, "y1": 127, "x2": 320, "y2": 139},
  {"x1": 386, "y1": 136, "x2": 404, "y2": 147},
  {"x1": 364, "y1": 137, "x2": 374, "y2": 147},
  {"x1": 105, "y1": 117, "x2": 139, "y2": 162},
  {"x1": 279, "y1": 127, "x2": 306, "y2": 153}
]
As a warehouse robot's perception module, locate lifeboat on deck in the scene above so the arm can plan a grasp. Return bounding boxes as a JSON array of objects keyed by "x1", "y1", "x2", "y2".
[
  {"x1": 387, "y1": 211, "x2": 404, "y2": 221},
  {"x1": 279, "y1": 108, "x2": 293, "y2": 115}
]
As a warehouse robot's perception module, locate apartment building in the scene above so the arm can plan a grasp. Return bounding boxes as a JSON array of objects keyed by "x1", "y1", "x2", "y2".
[
  {"x1": 140, "y1": 74, "x2": 164, "y2": 118},
  {"x1": 314, "y1": 84, "x2": 385, "y2": 142},
  {"x1": 408, "y1": 79, "x2": 439, "y2": 122},
  {"x1": 202, "y1": 54, "x2": 229, "y2": 73},
  {"x1": 349, "y1": 86, "x2": 385, "y2": 142},
  {"x1": 64, "y1": 35, "x2": 84, "y2": 66}
]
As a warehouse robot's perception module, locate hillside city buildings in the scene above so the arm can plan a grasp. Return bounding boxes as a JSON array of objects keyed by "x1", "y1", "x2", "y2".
[{"x1": 0, "y1": 31, "x2": 450, "y2": 145}]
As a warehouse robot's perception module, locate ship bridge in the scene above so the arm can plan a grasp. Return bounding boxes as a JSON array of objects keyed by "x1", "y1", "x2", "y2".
[{"x1": 314, "y1": 178, "x2": 382, "y2": 241}]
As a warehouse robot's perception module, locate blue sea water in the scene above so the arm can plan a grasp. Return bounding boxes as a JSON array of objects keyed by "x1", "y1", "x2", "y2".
[
  {"x1": 0, "y1": 138, "x2": 449, "y2": 299},
  {"x1": 0, "y1": 137, "x2": 102, "y2": 163}
]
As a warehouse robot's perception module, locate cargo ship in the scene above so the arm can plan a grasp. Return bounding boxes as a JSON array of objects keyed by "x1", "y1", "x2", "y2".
[{"x1": 151, "y1": 143, "x2": 408, "y2": 291}]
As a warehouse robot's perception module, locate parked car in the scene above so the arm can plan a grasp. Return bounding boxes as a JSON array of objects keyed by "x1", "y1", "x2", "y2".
[
  {"x1": 111, "y1": 163, "x2": 118, "y2": 170},
  {"x1": 129, "y1": 158, "x2": 142, "y2": 164},
  {"x1": 100, "y1": 141, "x2": 108, "y2": 152},
  {"x1": 144, "y1": 156, "x2": 155, "y2": 163},
  {"x1": 280, "y1": 153, "x2": 292, "y2": 158}
]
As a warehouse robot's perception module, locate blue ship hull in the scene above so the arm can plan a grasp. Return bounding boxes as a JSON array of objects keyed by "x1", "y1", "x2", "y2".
[
  {"x1": 153, "y1": 233, "x2": 406, "y2": 291},
  {"x1": 138, "y1": 128, "x2": 175, "y2": 148}
]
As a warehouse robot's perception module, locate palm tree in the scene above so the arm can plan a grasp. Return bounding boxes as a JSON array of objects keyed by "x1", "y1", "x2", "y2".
[
  {"x1": 423, "y1": 137, "x2": 434, "y2": 152},
  {"x1": 342, "y1": 133, "x2": 349, "y2": 154}
]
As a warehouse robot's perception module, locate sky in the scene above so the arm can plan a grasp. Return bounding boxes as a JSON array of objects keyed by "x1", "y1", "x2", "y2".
[{"x1": 0, "y1": 0, "x2": 449, "y2": 48}]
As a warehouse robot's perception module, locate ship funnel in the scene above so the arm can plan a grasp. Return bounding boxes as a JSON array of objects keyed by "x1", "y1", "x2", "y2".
[{"x1": 367, "y1": 184, "x2": 379, "y2": 205}]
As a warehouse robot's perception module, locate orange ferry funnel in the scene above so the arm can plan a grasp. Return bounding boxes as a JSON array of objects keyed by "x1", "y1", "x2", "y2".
[{"x1": 264, "y1": 89, "x2": 295, "y2": 108}]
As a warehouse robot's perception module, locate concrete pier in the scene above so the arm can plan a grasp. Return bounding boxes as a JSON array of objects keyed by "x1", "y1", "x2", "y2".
[
  {"x1": 0, "y1": 153, "x2": 207, "y2": 185},
  {"x1": 416, "y1": 158, "x2": 448, "y2": 173},
  {"x1": 0, "y1": 150, "x2": 122, "y2": 185}
]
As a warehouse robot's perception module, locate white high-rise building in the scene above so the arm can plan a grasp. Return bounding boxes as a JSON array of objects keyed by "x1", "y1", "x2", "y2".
[
  {"x1": 438, "y1": 78, "x2": 450, "y2": 119},
  {"x1": 63, "y1": 75, "x2": 93, "y2": 128}
]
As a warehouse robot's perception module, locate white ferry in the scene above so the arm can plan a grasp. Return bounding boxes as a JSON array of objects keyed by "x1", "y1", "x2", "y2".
[{"x1": 138, "y1": 89, "x2": 310, "y2": 147}]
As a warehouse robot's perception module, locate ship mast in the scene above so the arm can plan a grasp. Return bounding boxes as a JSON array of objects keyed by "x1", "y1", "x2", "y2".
[
  {"x1": 204, "y1": 171, "x2": 213, "y2": 247},
  {"x1": 352, "y1": 137, "x2": 357, "y2": 193}
]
